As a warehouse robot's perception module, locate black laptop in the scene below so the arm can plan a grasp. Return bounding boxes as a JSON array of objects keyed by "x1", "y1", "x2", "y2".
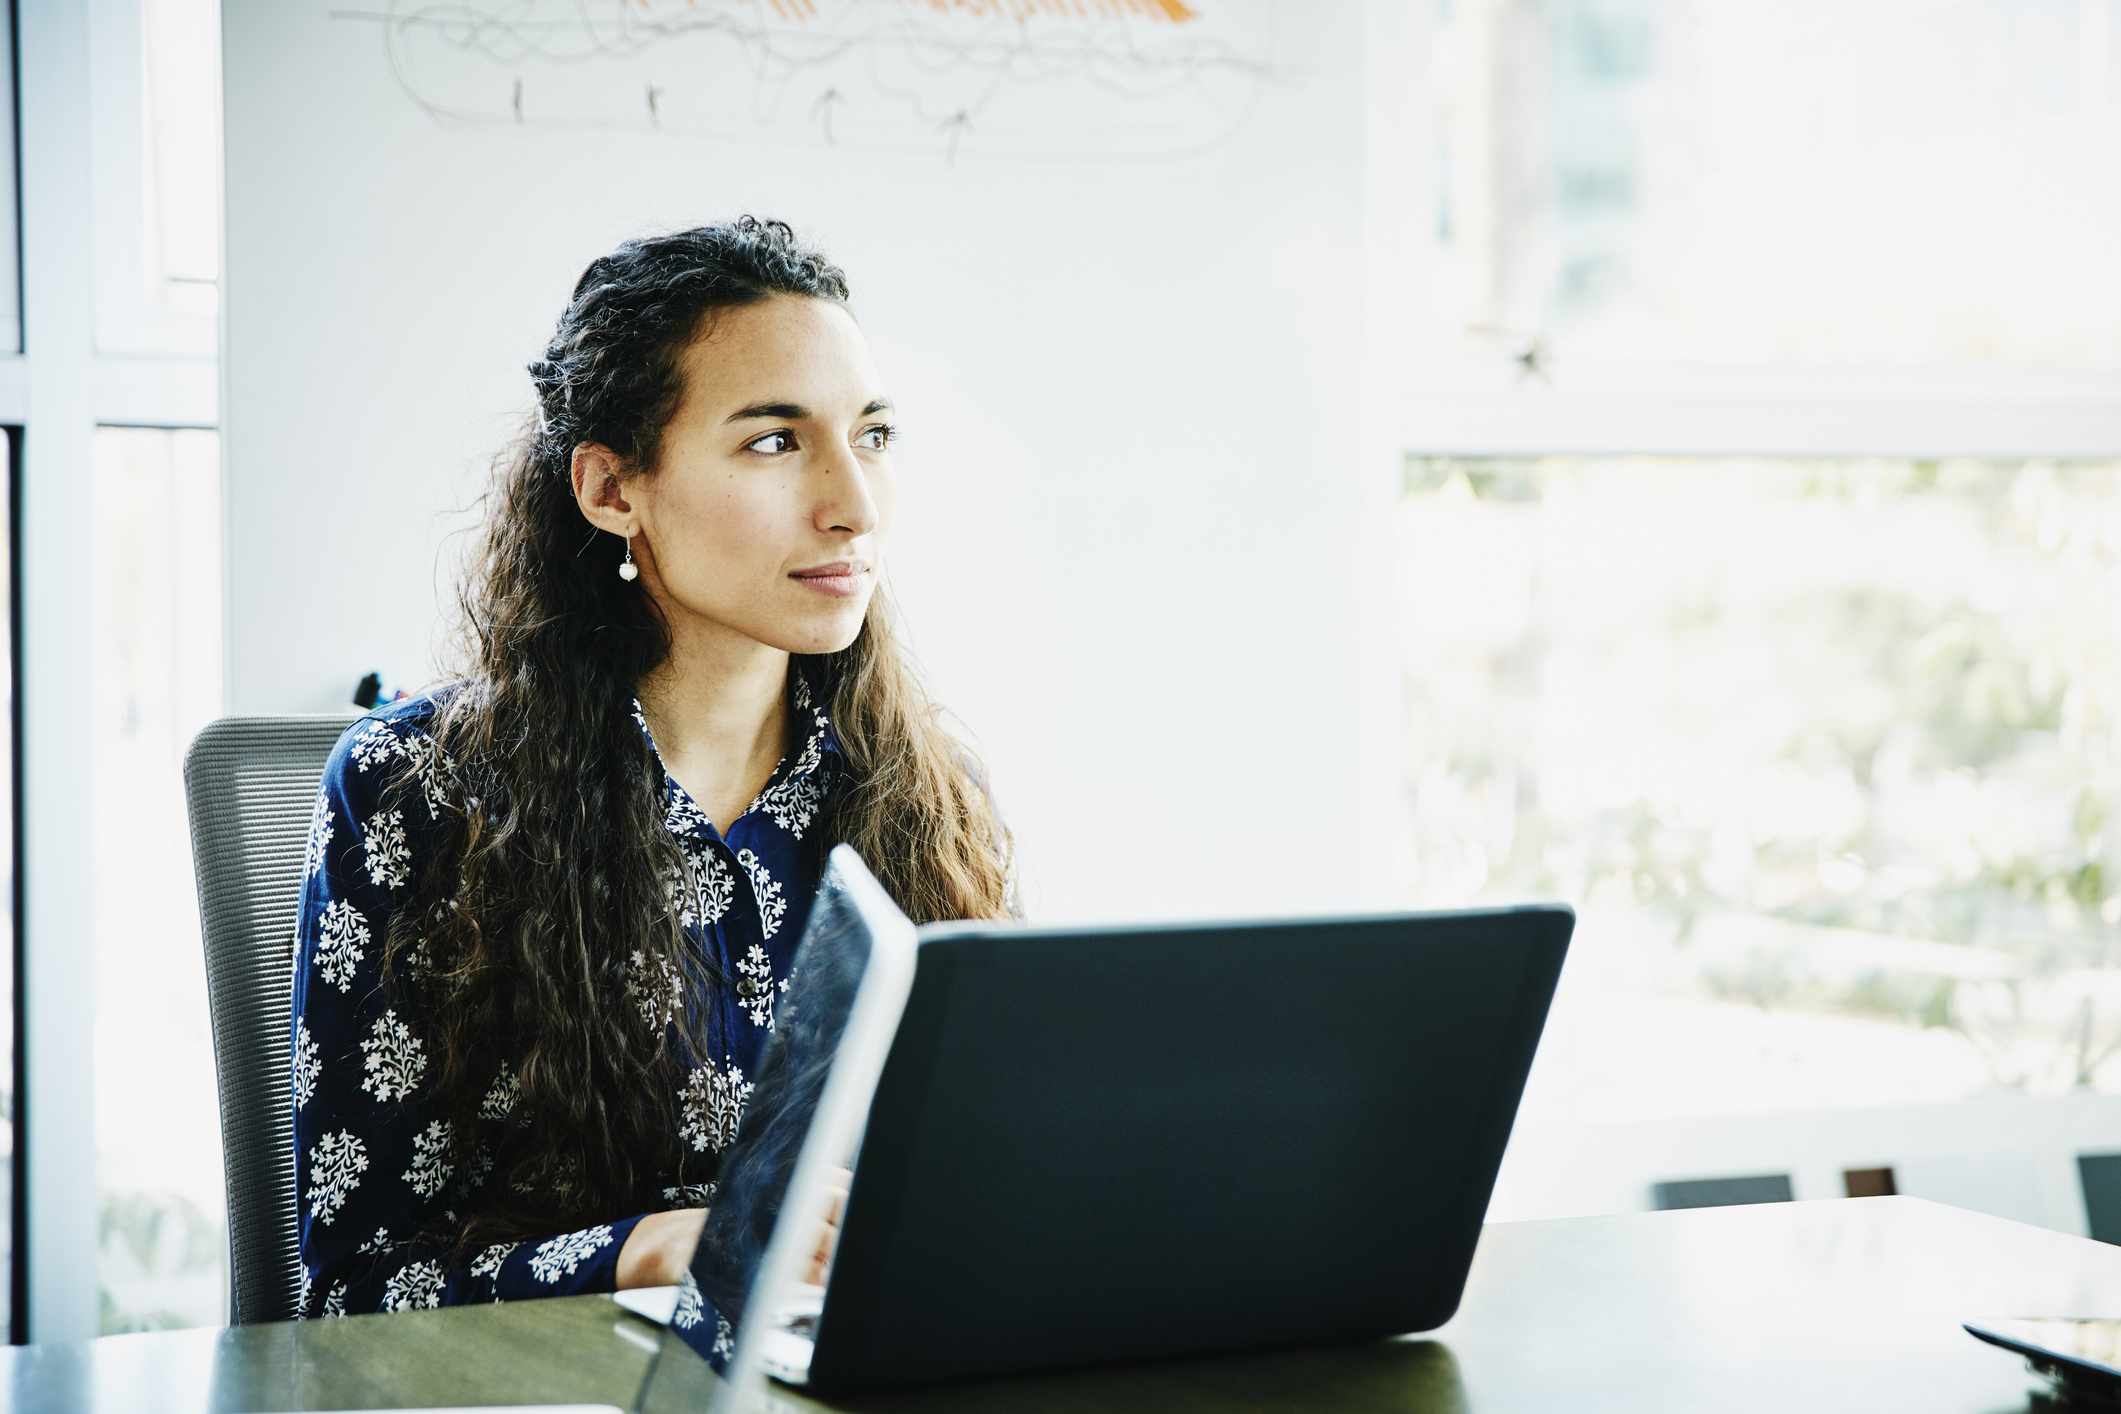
[{"x1": 637, "y1": 847, "x2": 1572, "y2": 1406}]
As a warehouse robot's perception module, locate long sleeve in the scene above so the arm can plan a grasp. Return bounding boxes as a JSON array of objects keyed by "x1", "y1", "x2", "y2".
[{"x1": 289, "y1": 710, "x2": 648, "y2": 1316}]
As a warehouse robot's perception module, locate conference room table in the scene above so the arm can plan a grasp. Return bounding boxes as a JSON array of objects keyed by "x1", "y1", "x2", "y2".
[{"x1": 5, "y1": 1197, "x2": 2116, "y2": 1411}]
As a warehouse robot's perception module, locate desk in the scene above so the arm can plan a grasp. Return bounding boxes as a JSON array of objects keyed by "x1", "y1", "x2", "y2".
[{"x1": 5, "y1": 1197, "x2": 2113, "y2": 1411}]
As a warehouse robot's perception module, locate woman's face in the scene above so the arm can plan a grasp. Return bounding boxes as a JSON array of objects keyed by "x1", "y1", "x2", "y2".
[{"x1": 624, "y1": 293, "x2": 895, "y2": 657}]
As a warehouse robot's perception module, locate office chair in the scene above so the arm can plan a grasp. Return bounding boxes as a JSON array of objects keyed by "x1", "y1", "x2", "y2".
[{"x1": 182, "y1": 715, "x2": 356, "y2": 1325}]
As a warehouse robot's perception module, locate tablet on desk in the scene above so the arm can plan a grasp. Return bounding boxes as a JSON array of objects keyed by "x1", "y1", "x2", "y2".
[{"x1": 633, "y1": 843, "x2": 920, "y2": 1412}]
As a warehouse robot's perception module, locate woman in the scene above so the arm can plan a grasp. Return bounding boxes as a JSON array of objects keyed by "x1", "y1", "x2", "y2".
[{"x1": 289, "y1": 216, "x2": 1016, "y2": 1317}]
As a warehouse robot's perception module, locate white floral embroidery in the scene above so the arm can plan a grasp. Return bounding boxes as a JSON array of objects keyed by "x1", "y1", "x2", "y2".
[
  {"x1": 625, "y1": 949, "x2": 683, "y2": 1031},
  {"x1": 303, "y1": 789, "x2": 334, "y2": 879},
  {"x1": 665, "y1": 843, "x2": 735, "y2": 928},
  {"x1": 313, "y1": 900, "x2": 370, "y2": 993},
  {"x1": 381, "y1": 1258, "x2": 446, "y2": 1311},
  {"x1": 713, "y1": 1312, "x2": 735, "y2": 1360},
  {"x1": 403, "y1": 1119, "x2": 454, "y2": 1198},
  {"x1": 694, "y1": 845, "x2": 737, "y2": 925},
  {"x1": 292, "y1": 1017, "x2": 321, "y2": 1110},
  {"x1": 737, "y1": 848, "x2": 786, "y2": 939},
  {"x1": 306, "y1": 1131, "x2": 368, "y2": 1224},
  {"x1": 363, "y1": 807, "x2": 412, "y2": 891},
  {"x1": 679, "y1": 1058, "x2": 753, "y2": 1155},
  {"x1": 460, "y1": 1143, "x2": 495, "y2": 1196},
  {"x1": 349, "y1": 719, "x2": 405, "y2": 773},
  {"x1": 529, "y1": 1224, "x2": 614, "y2": 1284},
  {"x1": 351, "y1": 717, "x2": 461, "y2": 824},
  {"x1": 296, "y1": 1265, "x2": 313, "y2": 1318},
  {"x1": 470, "y1": 1240, "x2": 517, "y2": 1289},
  {"x1": 357, "y1": 1226, "x2": 393, "y2": 1255},
  {"x1": 665, "y1": 791, "x2": 712, "y2": 840},
  {"x1": 478, "y1": 1062, "x2": 521, "y2": 1122},
  {"x1": 673, "y1": 1269, "x2": 705, "y2": 1330},
  {"x1": 793, "y1": 684, "x2": 832, "y2": 752},
  {"x1": 404, "y1": 732, "x2": 463, "y2": 820},
  {"x1": 358, "y1": 1009, "x2": 427, "y2": 1103},
  {"x1": 736, "y1": 944, "x2": 777, "y2": 1029},
  {"x1": 657, "y1": 857, "x2": 685, "y2": 922},
  {"x1": 751, "y1": 770, "x2": 823, "y2": 840},
  {"x1": 662, "y1": 1181, "x2": 716, "y2": 1207},
  {"x1": 745, "y1": 706, "x2": 827, "y2": 825},
  {"x1": 322, "y1": 1283, "x2": 347, "y2": 1318}
]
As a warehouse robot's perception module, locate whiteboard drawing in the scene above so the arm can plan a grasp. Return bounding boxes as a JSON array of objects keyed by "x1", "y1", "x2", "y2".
[{"x1": 327, "y1": 0, "x2": 1291, "y2": 161}]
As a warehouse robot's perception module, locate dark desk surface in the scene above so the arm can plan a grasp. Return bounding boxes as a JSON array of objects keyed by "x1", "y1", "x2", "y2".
[{"x1": 7, "y1": 1197, "x2": 2114, "y2": 1412}]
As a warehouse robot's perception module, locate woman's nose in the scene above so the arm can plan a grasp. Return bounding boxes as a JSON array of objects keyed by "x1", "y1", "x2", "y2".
[{"x1": 816, "y1": 447, "x2": 881, "y2": 535}]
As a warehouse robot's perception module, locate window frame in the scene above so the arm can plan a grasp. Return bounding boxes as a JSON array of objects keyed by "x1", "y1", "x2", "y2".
[
  {"x1": 0, "y1": 0, "x2": 20, "y2": 357},
  {"x1": 1406, "y1": 381, "x2": 2121, "y2": 462},
  {"x1": 16, "y1": 0, "x2": 221, "y2": 1345},
  {"x1": 86, "y1": 0, "x2": 216, "y2": 360}
]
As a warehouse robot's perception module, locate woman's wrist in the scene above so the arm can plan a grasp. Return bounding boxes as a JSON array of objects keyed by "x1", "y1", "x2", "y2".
[
  {"x1": 615, "y1": 1211, "x2": 672, "y2": 1288},
  {"x1": 616, "y1": 1209, "x2": 704, "y2": 1289}
]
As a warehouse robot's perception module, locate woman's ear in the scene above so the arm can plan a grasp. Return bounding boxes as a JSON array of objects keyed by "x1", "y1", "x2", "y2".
[{"x1": 569, "y1": 442, "x2": 637, "y2": 535}]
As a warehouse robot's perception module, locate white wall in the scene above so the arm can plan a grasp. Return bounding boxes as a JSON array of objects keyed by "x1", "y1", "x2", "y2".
[{"x1": 221, "y1": 0, "x2": 1411, "y2": 923}]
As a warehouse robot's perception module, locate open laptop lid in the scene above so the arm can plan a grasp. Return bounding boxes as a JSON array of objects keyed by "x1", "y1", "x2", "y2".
[
  {"x1": 631, "y1": 844, "x2": 919, "y2": 1414},
  {"x1": 802, "y1": 903, "x2": 1572, "y2": 1392}
]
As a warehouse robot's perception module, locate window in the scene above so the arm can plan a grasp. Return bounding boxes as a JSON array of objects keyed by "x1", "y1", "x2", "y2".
[
  {"x1": 90, "y1": 0, "x2": 220, "y2": 356},
  {"x1": 1402, "y1": 454, "x2": 2121, "y2": 1121},
  {"x1": 139, "y1": 0, "x2": 219, "y2": 321},
  {"x1": 90, "y1": 426, "x2": 224, "y2": 1332},
  {"x1": 1, "y1": 426, "x2": 18, "y2": 1339},
  {"x1": 1, "y1": 7, "x2": 21, "y2": 354},
  {"x1": 1422, "y1": 0, "x2": 2121, "y2": 384}
]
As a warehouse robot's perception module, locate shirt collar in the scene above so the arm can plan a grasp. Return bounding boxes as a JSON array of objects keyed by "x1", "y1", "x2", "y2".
[
  {"x1": 789, "y1": 662, "x2": 847, "y2": 784},
  {"x1": 629, "y1": 664, "x2": 844, "y2": 794}
]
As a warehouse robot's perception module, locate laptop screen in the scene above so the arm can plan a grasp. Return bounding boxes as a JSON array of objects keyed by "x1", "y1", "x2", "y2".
[{"x1": 631, "y1": 844, "x2": 918, "y2": 1414}]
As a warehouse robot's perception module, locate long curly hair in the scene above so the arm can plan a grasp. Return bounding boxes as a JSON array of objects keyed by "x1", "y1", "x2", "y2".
[{"x1": 373, "y1": 217, "x2": 1015, "y2": 1257}]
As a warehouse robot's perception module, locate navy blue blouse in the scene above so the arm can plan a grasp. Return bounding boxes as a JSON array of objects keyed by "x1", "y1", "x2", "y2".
[{"x1": 289, "y1": 671, "x2": 846, "y2": 1317}]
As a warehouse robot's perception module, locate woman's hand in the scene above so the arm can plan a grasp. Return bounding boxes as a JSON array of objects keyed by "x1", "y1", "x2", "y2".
[
  {"x1": 616, "y1": 1208, "x2": 709, "y2": 1290},
  {"x1": 617, "y1": 1163, "x2": 854, "y2": 1292},
  {"x1": 804, "y1": 1167, "x2": 853, "y2": 1286}
]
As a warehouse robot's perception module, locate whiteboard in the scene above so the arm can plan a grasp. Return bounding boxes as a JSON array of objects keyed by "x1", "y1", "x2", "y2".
[
  {"x1": 341, "y1": 0, "x2": 1284, "y2": 160},
  {"x1": 221, "y1": 0, "x2": 1409, "y2": 920}
]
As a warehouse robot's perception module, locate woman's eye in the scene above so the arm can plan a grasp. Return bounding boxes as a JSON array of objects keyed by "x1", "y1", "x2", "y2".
[{"x1": 745, "y1": 426, "x2": 894, "y2": 456}]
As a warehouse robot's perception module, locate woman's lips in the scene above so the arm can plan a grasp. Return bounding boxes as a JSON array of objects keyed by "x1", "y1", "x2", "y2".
[{"x1": 790, "y1": 566, "x2": 865, "y2": 598}]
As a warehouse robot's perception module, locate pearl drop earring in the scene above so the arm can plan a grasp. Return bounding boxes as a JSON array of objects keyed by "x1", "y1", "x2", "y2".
[{"x1": 618, "y1": 534, "x2": 638, "y2": 582}]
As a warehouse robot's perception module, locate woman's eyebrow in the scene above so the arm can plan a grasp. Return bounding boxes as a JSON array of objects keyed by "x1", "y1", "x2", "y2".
[{"x1": 723, "y1": 397, "x2": 894, "y2": 424}]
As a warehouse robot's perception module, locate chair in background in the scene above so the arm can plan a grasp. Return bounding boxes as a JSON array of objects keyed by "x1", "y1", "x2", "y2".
[
  {"x1": 1651, "y1": 1174, "x2": 1795, "y2": 1210},
  {"x1": 182, "y1": 715, "x2": 353, "y2": 1325},
  {"x1": 2083, "y1": 1154, "x2": 2121, "y2": 1244}
]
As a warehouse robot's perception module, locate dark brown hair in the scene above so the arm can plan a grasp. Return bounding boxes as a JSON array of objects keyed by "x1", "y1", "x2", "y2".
[{"x1": 377, "y1": 217, "x2": 1014, "y2": 1256}]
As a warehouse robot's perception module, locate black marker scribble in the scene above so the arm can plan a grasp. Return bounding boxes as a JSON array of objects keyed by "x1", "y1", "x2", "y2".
[{"x1": 325, "y1": 0, "x2": 1294, "y2": 163}]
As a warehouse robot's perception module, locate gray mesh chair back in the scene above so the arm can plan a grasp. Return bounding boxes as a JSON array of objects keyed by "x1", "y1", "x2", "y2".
[{"x1": 183, "y1": 715, "x2": 355, "y2": 1325}]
